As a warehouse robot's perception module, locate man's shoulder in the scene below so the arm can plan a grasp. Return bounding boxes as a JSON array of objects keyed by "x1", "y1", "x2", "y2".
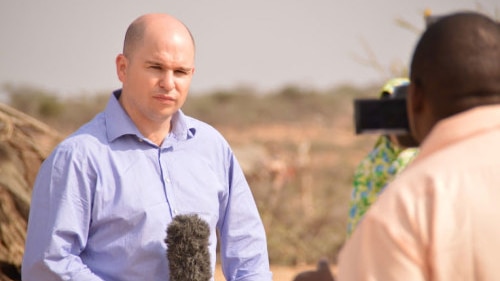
[
  {"x1": 184, "y1": 115, "x2": 215, "y2": 130},
  {"x1": 184, "y1": 115, "x2": 227, "y2": 140},
  {"x1": 56, "y1": 113, "x2": 108, "y2": 152}
]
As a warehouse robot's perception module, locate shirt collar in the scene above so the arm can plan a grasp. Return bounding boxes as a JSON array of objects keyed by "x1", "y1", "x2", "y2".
[
  {"x1": 169, "y1": 108, "x2": 195, "y2": 141},
  {"x1": 105, "y1": 89, "x2": 195, "y2": 143},
  {"x1": 416, "y1": 104, "x2": 500, "y2": 161}
]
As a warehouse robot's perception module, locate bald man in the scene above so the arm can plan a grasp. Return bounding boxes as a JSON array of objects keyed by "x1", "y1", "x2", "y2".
[
  {"x1": 338, "y1": 11, "x2": 500, "y2": 281},
  {"x1": 22, "y1": 14, "x2": 272, "y2": 281}
]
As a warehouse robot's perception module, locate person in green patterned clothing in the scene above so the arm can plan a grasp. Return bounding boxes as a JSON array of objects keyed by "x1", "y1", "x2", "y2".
[{"x1": 346, "y1": 78, "x2": 419, "y2": 237}]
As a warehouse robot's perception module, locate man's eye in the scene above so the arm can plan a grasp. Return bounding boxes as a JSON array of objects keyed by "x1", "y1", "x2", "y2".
[
  {"x1": 175, "y1": 70, "x2": 188, "y2": 75},
  {"x1": 150, "y1": 65, "x2": 162, "y2": 70}
]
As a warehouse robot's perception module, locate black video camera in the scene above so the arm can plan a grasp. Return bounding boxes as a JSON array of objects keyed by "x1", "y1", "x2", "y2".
[{"x1": 353, "y1": 84, "x2": 410, "y2": 135}]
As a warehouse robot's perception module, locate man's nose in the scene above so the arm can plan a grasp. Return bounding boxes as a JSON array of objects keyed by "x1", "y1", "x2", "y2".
[{"x1": 159, "y1": 71, "x2": 175, "y2": 91}]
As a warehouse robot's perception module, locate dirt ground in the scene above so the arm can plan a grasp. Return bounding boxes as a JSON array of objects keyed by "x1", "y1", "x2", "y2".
[{"x1": 214, "y1": 264, "x2": 338, "y2": 280}]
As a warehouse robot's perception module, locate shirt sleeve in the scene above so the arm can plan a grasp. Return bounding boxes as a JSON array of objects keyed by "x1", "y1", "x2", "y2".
[
  {"x1": 218, "y1": 152, "x2": 273, "y2": 281},
  {"x1": 338, "y1": 178, "x2": 428, "y2": 281},
  {"x1": 22, "y1": 145, "x2": 105, "y2": 281}
]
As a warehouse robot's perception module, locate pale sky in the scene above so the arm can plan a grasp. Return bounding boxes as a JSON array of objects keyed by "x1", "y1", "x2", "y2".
[{"x1": 0, "y1": 0, "x2": 497, "y2": 97}]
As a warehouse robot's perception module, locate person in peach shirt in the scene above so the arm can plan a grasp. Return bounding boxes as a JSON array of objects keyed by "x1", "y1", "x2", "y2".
[{"x1": 338, "y1": 11, "x2": 500, "y2": 281}]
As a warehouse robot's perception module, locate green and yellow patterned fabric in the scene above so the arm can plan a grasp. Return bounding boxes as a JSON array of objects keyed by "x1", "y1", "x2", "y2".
[
  {"x1": 346, "y1": 77, "x2": 418, "y2": 237},
  {"x1": 347, "y1": 136, "x2": 417, "y2": 237}
]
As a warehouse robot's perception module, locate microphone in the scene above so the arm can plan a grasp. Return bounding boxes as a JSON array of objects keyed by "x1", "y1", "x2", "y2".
[{"x1": 165, "y1": 214, "x2": 212, "y2": 281}]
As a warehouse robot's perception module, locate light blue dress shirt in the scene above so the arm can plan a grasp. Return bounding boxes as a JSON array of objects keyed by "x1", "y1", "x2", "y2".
[{"x1": 22, "y1": 90, "x2": 272, "y2": 281}]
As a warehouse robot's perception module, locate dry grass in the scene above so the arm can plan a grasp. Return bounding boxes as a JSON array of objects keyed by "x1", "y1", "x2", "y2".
[
  {"x1": 3, "y1": 83, "x2": 381, "y2": 267},
  {"x1": 217, "y1": 119, "x2": 377, "y2": 266}
]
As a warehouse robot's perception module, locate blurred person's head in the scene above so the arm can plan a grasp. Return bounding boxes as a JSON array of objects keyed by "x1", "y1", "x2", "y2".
[
  {"x1": 408, "y1": 11, "x2": 500, "y2": 144},
  {"x1": 115, "y1": 13, "x2": 196, "y2": 137},
  {"x1": 379, "y1": 78, "x2": 418, "y2": 148}
]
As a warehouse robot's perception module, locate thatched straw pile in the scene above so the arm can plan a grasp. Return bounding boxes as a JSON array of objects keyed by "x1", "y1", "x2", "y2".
[{"x1": 0, "y1": 103, "x2": 62, "y2": 281}]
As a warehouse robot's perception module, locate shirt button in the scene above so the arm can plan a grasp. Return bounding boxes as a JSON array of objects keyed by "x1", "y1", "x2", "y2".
[
  {"x1": 166, "y1": 178, "x2": 171, "y2": 183},
  {"x1": 137, "y1": 137, "x2": 143, "y2": 142}
]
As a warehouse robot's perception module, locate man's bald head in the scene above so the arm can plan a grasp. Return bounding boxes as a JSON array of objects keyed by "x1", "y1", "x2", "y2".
[
  {"x1": 122, "y1": 13, "x2": 195, "y2": 59},
  {"x1": 410, "y1": 11, "x2": 500, "y2": 120}
]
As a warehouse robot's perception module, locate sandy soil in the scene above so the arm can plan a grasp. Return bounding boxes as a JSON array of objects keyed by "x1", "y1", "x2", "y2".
[{"x1": 214, "y1": 264, "x2": 337, "y2": 280}]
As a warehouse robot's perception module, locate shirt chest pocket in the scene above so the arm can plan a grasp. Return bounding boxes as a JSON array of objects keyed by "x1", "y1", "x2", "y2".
[
  {"x1": 166, "y1": 158, "x2": 225, "y2": 216},
  {"x1": 93, "y1": 161, "x2": 167, "y2": 222}
]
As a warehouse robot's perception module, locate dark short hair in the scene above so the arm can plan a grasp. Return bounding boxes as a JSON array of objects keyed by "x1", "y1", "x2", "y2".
[
  {"x1": 123, "y1": 19, "x2": 146, "y2": 57},
  {"x1": 410, "y1": 11, "x2": 500, "y2": 119}
]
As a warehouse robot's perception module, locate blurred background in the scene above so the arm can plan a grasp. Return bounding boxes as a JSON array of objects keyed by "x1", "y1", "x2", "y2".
[
  {"x1": 0, "y1": 0, "x2": 498, "y2": 279},
  {"x1": 1, "y1": 0, "x2": 497, "y2": 98}
]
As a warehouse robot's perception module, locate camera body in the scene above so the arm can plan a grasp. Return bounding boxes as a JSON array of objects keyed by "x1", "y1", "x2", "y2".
[{"x1": 354, "y1": 84, "x2": 411, "y2": 135}]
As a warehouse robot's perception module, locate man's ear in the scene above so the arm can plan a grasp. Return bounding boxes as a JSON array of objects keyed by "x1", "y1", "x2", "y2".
[
  {"x1": 116, "y1": 54, "x2": 127, "y2": 83},
  {"x1": 407, "y1": 81, "x2": 425, "y2": 143},
  {"x1": 407, "y1": 82, "x2": 424, "y2": 115}
]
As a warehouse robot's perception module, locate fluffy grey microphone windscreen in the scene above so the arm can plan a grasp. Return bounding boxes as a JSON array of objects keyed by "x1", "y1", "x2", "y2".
[{"x1": 165, "y1": 214, "x2": 212, "y2": 281}]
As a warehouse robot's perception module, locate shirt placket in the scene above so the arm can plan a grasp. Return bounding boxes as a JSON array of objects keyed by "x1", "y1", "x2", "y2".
[{"x1": 158, "y1": 146, "x2": 178, "y2": 218}]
